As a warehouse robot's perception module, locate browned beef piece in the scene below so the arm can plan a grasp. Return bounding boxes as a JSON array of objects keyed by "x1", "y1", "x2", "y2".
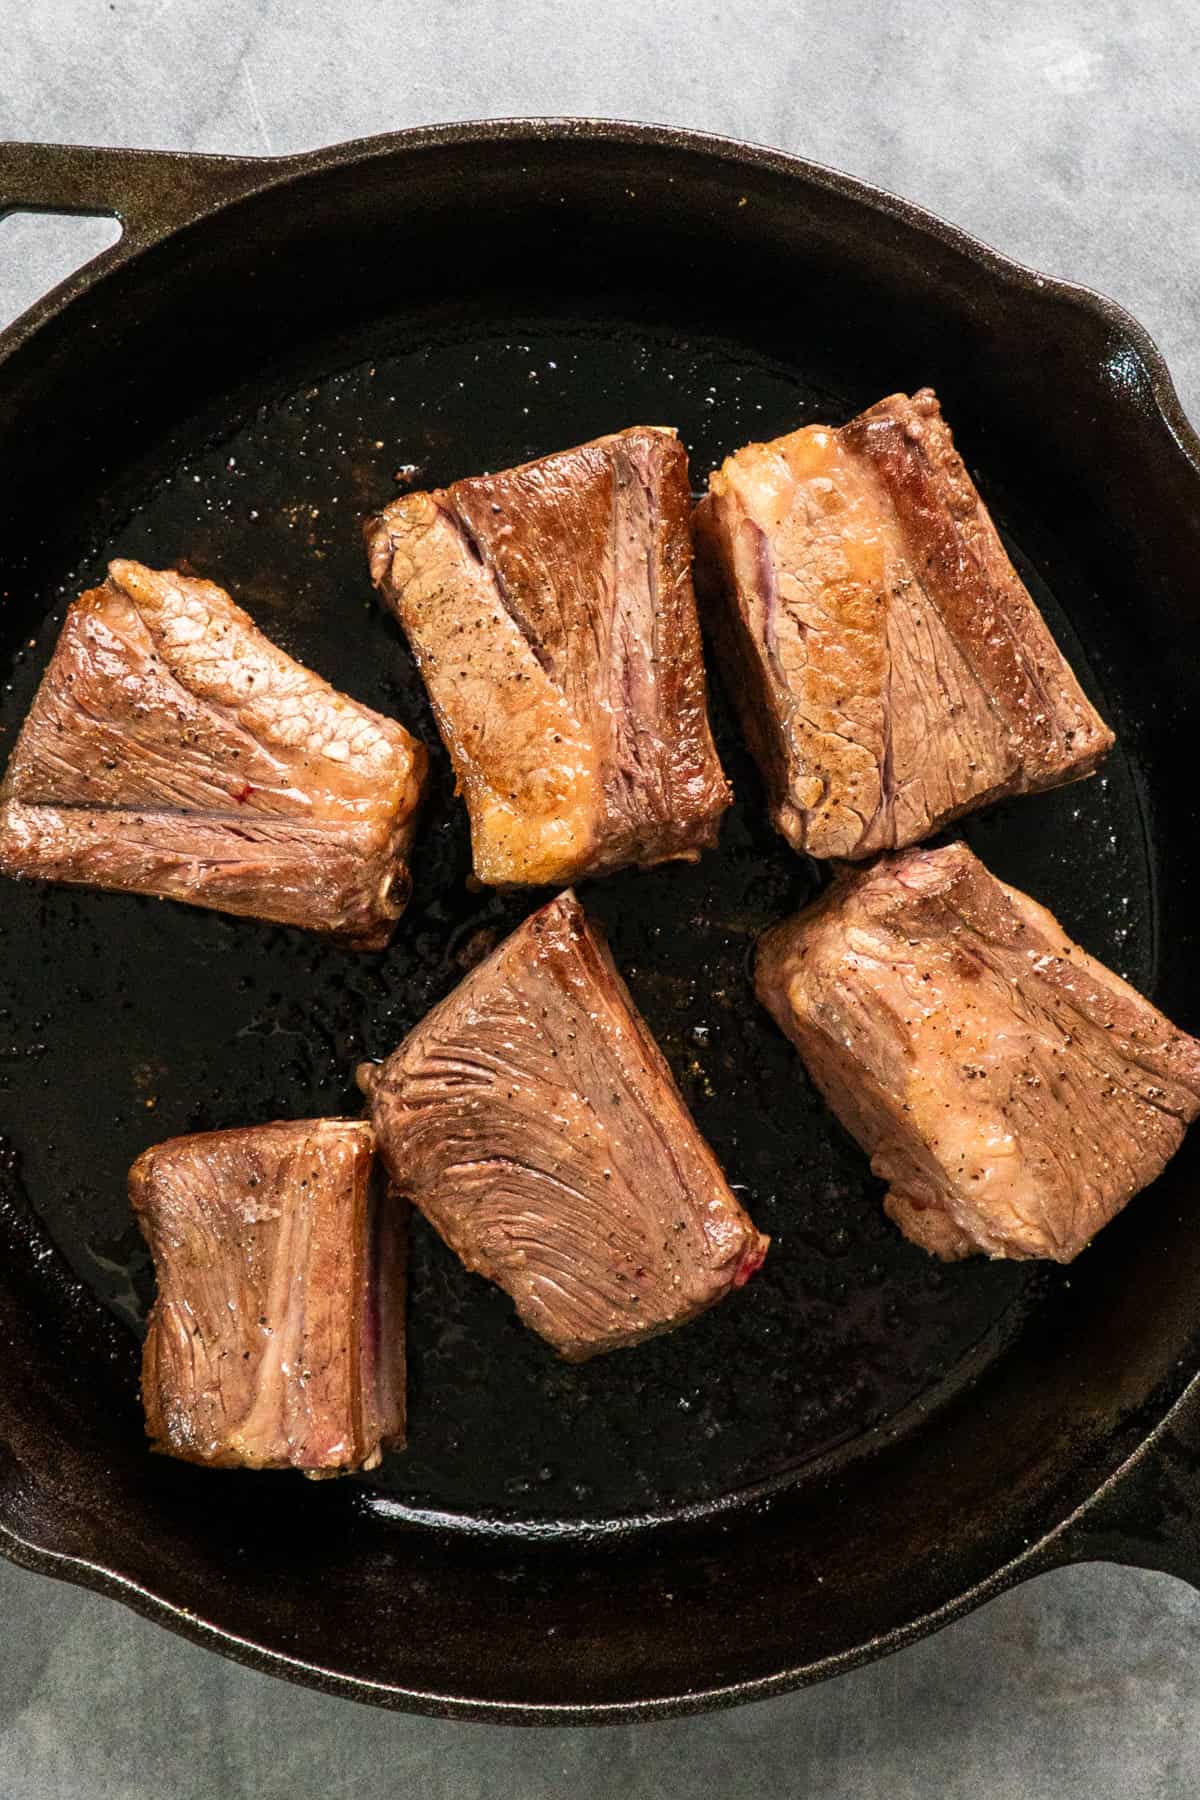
[
  {"x1": 367, "y1": 427, "x2": 731, "y2": 887},
  {"x1": 131, "y1": 1119, "x2": 406, "y2": 1473},
  {"x1": 0, "y1": 560, "x2": 428, "y2": 947},
  {"x1": 756, "y1": 843, "x2": 1200, "y2": 1262},
  {"x1": 694, "y1": 390, "x2": 1114, "y2": 860},
  {"x1": 360, "y1": 890, "x2": 767, "y2": 1359}
]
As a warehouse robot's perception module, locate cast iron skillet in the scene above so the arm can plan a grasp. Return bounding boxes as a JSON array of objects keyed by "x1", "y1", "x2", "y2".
[{"x1": 1, "y1": 119, "x2": 1199, "y2": 1723}]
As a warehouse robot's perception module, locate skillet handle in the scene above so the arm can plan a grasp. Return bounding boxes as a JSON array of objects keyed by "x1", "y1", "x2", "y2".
[{"x1": 0, "y1": 140, "x2": 279, "y2": 248}]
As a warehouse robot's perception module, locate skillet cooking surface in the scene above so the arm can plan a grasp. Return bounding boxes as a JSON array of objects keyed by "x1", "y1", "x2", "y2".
[{"x1": 0, "y1": 312, "x2": 1150, "y2": 1528}]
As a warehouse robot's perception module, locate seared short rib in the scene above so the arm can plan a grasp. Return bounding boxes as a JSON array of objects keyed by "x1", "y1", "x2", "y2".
[
  {"x1": 0, "y1": 560, "x2": 427, "y2": 946},
  {"x1": 361, "y1": 891, "x2": 767, "y2": 1359},
  {"x1": 368, "y1": 428, "x2": 731, "y2": 886},
  {"x1": 756, "y1": 843, "x2": 1200, "y2": 1262},
  {"x1": 695, "y1": 390, "x2": 1113, "y2": 860},
  {"x1": 131, "y1": 1119, "x2": 406, "y2": 1473}
]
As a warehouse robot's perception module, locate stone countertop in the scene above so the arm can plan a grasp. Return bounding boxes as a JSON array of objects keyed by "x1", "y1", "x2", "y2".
[{"x1": 2, "y1": 2, "x2": 1199, "y2": 1793}]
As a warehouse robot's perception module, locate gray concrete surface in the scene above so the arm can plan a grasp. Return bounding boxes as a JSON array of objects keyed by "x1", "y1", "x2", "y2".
[{"x1": 2, "y1": 1, "x2": 1200, "y2": 1793}]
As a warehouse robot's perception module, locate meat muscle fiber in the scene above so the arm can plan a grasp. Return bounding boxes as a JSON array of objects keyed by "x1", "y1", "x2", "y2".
[
  {"x1": 131, "y1": 1119, "x2": 406, "y2": 1473},
  {"x1": 756, "y1": 843, "x2": 1200, "y2": 1262},
  {"x1": 0, "y1": 560, "x2": 427, "y2": 946},
  {"x1": 361, "y1": 890, "x2": 767, "y2": 1359},
  {"x1": 694, "y1": 390, "x2": 1113, "y2": 860},
  {"x1": 367, "y1": 427, "x2": 731, "y2": 886}
]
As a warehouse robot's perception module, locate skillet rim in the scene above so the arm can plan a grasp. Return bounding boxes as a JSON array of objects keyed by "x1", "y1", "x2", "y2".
[
  {"x1": 1, "y1": 114, "x2": 1199, "y2": 1722},
  {"x1": 3, "y1": 114, "x2": 1199, "y2": 480}
]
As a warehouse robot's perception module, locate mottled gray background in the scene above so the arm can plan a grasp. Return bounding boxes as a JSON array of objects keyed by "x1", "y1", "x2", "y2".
[{"x1": 3, "y1": 2, "x2": 1200, "y2": 1794}]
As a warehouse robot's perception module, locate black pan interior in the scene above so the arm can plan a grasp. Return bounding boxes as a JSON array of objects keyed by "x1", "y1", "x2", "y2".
[
  {"x1": 0, "y1": 131, "x2": 1197, "y2": 1713},
  {"x1": 0, "y1": 312, "x2": 1152, "y2": 1526}
]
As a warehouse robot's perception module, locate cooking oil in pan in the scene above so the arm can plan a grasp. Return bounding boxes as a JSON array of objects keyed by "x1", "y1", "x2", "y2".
[{"x1": 0, "y1": 319, "x2": 1152, "y2": 1524}]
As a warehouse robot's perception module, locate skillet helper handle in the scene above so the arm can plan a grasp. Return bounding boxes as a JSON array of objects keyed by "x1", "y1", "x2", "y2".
[
  {"x1": 1054, "y1": 1386, "x2": 1200, "y2": 1589},
  {"x1": 0, "y1": 140, "x2": 275, "y2": 248}
]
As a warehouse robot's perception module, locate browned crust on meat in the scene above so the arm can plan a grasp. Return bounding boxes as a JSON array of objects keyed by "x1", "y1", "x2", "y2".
[
  {"x1": 697, "y1": 391, "x2": 1114, "y2": 861},
  {"x1": 132, "y1": 1118, "x2": 407, "y2": 1473},
  {"x1": 368, "y1": 428, "x2": 731, "y2": 887},
  {"x1": 756, "y1": 843, "x2": 1200, "y2": 1263},
  {"x1": 364, "y1": 890, "x2": 767, "y2": 1359},
  {"x1": 0, "y1": 562, "x2": 428, "y2": 945},
  {"x1": 842, "y1": 391, "x2": 1114, "y2": 785}
]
